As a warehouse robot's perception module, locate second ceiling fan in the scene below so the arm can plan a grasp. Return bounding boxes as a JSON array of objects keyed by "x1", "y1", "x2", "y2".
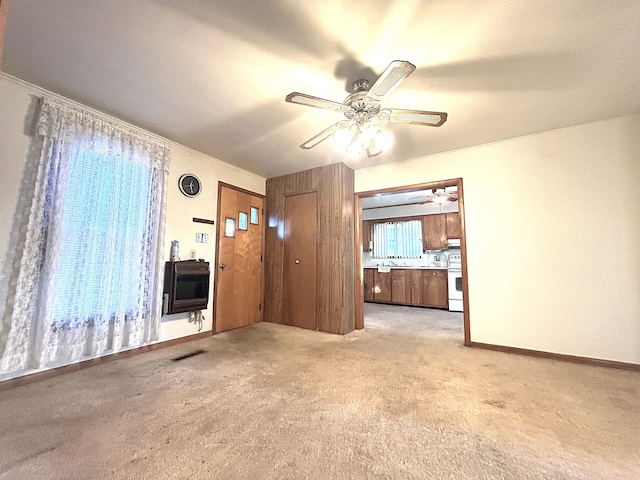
[{"x1": 285, "y1": 60, "x2": 448, "y2": 157}]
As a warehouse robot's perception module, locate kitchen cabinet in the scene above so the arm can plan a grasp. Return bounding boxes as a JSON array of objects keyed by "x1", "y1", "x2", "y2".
[
  {"x1": 363, "y1": 268, "x2": 374, "y2": 302},
  {"x1": 374, "y1": 271, "x2": 392, "y2": 302},
  {"x1": 445, "y1": 212, "x2": 461, "y2": 239},
  {"x1": 391, "y1": 269, "x2": 410, "y2": 304},
  {"x1": 362, "y1": 220, "x2": 372, "y2": 252},
  {"x1": 422, "y1": 269, "x2": 448, "y2": 308},
  {"x1": 363, "y1": 268, "x2": 448, "y2": 309},
  {"x1": 422, "y1": 214, "x2": 447, "y2": 250},
  {"x1": 409, "y1": 270, "x2": 422, "y2": 305}
]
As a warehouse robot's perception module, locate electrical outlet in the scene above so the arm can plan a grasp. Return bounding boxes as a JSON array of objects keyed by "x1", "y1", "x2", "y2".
[
  {"x1": 190, "y1": 249, "x2": 196, "y2": 259},
  {"x1": 196, "y1": 233, "x2": 202, "y2": 243},
  {"x1": 202, "y1": 233, "x2": 209, "y2": 243}
]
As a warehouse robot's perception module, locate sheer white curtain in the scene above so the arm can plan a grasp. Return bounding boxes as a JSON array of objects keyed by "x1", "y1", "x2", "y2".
[
  {"x1": 0, "y1": 97, "x2": 170, "y2": 377},
  {"x1": 372, "y1": 220, "x2": 422, "y2": 259}
]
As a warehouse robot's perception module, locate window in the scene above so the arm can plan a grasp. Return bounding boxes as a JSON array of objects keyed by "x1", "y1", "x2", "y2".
[
  {"x1": 372, "y1": 220, "x2": 422, "y2": 259},
  {"x1": 51, "y1": 146, "x2": 154, "y2": 322},
  {"x1": 0, "y1": 96, "x2": 170, "y2": 377}
]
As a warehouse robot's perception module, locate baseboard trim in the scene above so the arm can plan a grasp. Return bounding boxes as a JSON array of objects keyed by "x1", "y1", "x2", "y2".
[
  {"x1": 0, "y1": 331, "x2": 212, "y2": 391},
  {"x1": 469, "y1": 341, "x2": 640, "y2": 372}
]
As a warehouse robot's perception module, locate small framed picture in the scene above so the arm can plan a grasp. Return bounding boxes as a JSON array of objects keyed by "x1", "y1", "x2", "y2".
[
  {"x1": 238, "y1": 212, "x2": 248, "y2": 231},
  {"x1": 250, "y1": 206, "x2": 259, "y2": 225},
  {"x1": 225, "y1": 217, "x2": 235, "y2": 237}
]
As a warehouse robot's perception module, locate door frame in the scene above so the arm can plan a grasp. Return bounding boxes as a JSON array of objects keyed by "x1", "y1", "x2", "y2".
[
  {"x1": 354, "y1": 177, "x2": 471, "y2": 346},
  {"x1": 212, "y1": 181, "x2": 266, "y2": 334}
]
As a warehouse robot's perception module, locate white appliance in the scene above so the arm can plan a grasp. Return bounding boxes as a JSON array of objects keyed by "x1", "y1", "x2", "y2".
[{"x1": 447, "y1": 252, "x2": 463, "y2": 312}]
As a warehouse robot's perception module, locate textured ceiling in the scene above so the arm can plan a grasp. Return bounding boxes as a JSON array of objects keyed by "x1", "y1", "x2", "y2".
[{"x1": 4, "y1": 1, "x2": 640, "y2": 178}]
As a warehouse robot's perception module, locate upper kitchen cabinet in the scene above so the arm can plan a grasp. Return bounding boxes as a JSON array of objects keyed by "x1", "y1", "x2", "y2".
[
  {"x1": 422, "y1": 214, "x2": 447, "y2": 250},
  {"x1": 362, "y1": 220, "x2": 372, "y2": 252},
  {"x1": 445, "y1": 212, "x2": 461, "y2": 239}
]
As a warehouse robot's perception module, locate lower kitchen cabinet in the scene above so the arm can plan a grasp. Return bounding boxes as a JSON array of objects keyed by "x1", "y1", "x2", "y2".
[
  {"x1": 409, "y1": 270, "x2": 422, "y2": 305},
  {"x1": 391, "y1": 269, "x2": 410, "y2": 304},
  {"x1": 364, "y1": 268, "x2": 448, "y2": 308},
  {"x1": 422, "y1": 269, "x2": 448, "y2": 308},
  {"x1": 374, "y1": 271, "x2": 392, "y2": 302},
  {"x1": 363, "y1": 268, "x2": 374, "y2": 302}
]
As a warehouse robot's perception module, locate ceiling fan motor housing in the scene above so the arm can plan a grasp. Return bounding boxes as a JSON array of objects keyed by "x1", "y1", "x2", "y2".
[
  {"x1": 352, "y1": 79, "x2": 370, "y2": 92},
  {"x1": 344, "y1": 79, "x2": 380, "y2": 123}
]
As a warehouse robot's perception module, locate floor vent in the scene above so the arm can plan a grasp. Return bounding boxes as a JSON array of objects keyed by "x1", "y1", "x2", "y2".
[{"x1": 171, "y1": 349, "x2": 206, "y2": 362}]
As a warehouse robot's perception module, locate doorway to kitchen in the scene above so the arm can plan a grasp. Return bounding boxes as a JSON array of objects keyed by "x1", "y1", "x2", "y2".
[{"x1": 355, "y1": 178, "x2": 470, "y2": 345}]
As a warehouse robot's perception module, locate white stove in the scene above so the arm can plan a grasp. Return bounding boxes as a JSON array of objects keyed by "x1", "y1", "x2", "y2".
[{"x1": 447, "y1": 252, "x2": 463, "y2": 312}]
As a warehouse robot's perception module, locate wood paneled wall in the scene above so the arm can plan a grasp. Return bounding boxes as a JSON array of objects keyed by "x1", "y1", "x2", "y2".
[
  {"x1": 0, "y1": 1, "x2": 8, "y2": 71},
  {"x1": 264, "y1": 162, "x2": 355, "y2": 335}
]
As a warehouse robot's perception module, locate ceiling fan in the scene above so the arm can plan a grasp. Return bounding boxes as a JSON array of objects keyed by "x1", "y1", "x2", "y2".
[
  {"x1": 285, "y1": 60, "x2": 448, "y2": 157},
  {"x1": 424, "y1": 188, "x2": 458, "y2": 204}
]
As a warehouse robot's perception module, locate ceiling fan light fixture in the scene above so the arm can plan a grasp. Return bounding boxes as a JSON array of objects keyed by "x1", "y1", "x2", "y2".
[
  {"x1": 346, "y1": 140, "x2": 366, "y2": 156},
  {"x1": 339, "y1": 119, "x2": 392, "y2": 157},
  {"x1": 286, "y1": 60, "x2": 448, "y2": 157},
  {"x1": 333, "y1": 123, "x2": 354, "y2": 146},
  {"x1": 432, "y1": 195, "x2": 449, "y2": 205},
  {"x1": 374, "y1": 128, "x2": 393, "y2": 150}
]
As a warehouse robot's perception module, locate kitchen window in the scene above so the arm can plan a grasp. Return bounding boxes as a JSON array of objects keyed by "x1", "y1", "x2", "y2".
[{"x1": 372, "y1": 219, "x2": 422, "y2": 259}]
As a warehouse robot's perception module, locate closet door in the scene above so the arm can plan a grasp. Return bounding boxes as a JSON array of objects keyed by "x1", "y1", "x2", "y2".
[{"x1": 283, "y1": 192, "x2": 317, "y2": 330}]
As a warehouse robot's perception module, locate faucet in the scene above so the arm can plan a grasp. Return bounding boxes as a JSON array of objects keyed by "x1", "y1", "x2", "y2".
[{"x1": 388, "y1": 260, "x2": 398, "y2": 266}]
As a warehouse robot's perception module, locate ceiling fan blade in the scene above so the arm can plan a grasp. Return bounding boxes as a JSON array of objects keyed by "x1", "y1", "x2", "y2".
[
  {"x1": 299, "y1": 121, "x2": 345, "y2": 149},
  {"x1": 365, "y1": 60, "x2": 416, "y2": 103},
  {"x1": 285, "y1": 92, "x2": 350, "y2": 113},
  {"x1": 380, "y1": 108, "x2": 448, "y2": 127}
]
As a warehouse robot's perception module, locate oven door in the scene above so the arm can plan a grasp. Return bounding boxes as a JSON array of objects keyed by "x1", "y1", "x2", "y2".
[{"x1": 447, "y1": 268, "x2": 463, "y2": 312}]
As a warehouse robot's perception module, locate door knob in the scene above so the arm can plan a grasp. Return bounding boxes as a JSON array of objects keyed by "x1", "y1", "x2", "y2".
[
  {"x1": 295, "y1": 259, "x2": 300, "y2": 264},
  {"x1": 220, "y1": 263, "x2": 226, "y2": 270}
]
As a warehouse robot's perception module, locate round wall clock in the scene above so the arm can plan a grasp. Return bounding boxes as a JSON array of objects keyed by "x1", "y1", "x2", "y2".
[{"x1": 178, "y1": 174, "x2": 201, "y2": 197}]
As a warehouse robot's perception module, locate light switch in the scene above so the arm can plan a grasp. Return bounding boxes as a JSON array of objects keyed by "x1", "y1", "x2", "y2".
[
  {"x1": 196, "y1": 233, "x2": 202, "y2": 243},
  {"x1": 202, "y1": 233, "x2": 209, "y2": 243}
]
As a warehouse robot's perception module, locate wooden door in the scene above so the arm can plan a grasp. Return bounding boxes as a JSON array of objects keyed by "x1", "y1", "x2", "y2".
[
  {"x1": 215, "y1": 184, "x2": 264, "y2": 333},
  {"x1": 283, "y1": 192, "x2": 317, "y2": 330}
]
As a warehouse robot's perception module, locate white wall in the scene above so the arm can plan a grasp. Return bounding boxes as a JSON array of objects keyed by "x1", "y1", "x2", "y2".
[
  {"x1": 159, "y1": 126, "x2": 265, "y2": 341},
  {"x1": 355, "y1": 114, "x2": 640, "y2": 365},
  {"x1": 0, "y1": 75, "x2": 266, "y2": 350}
]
